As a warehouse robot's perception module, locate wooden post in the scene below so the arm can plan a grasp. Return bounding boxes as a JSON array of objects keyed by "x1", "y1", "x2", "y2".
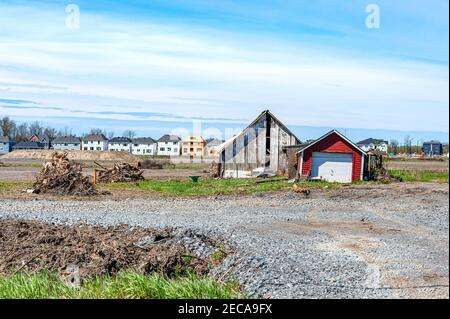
[{"x1": 93, "y1": 168, "x2": 97, "y2": 185}]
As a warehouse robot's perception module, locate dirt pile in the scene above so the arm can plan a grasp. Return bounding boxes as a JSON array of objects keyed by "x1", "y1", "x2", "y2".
[
  {"x1": 96, "y1": 162, "x2": 144, "y2": 183},
  {"x1": 0, "y1": 220, "x2": 210, "y2": 278},
  {"x1": 1, "y1": 150, "x2": 139, "y2": 162},
  {"x1": 140, "y1": 158, "x2": 175, "y2": 169},
  {"x1": 33, "y1": 152, "x2": 97, "y2": 196}
]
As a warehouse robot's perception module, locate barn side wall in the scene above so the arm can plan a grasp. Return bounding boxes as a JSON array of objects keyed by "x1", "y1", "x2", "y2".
[{"x1": 300, "y1": 133, "x2": 363, "y2": 181}]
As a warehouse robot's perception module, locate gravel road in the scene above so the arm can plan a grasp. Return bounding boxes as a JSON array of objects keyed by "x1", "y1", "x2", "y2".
[{"x1": 0, "y1": 182, "x2": 448, "y2": 298}]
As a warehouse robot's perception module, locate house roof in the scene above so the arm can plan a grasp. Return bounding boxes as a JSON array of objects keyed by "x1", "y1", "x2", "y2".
[
  {"x1": 13, "y1": 141, "x2": 44, "y2": 149},
  {"x1": 109, "y1": 137, "x2": 132, "y2": 143},
  {"x1": 158, "y1": 134, "x2": 181, "y2": 142},
  {"x1": 297, "y1": 130, "x2": 367, "y2": 155},
  {"x1": 216, "y1": 110, "x2": 301, "y2": 152},
  {"x1": 52, "y1": 136, "x2": 81, "y2": 144},
  {"x1": 357, "y1": 138, "x2": 388, "y2": 145},
  {"x1": 83, "y1": 134, "x2": 108, "y2": 141},
  {"x1": 423, "y1": 140, "x2": 442, "y2": 144},
  {"x1": 30, "y1": 134, "x2": 50, "y2": 142},
  {"x1": 205, "y1": 138, "x2": 224, "y2": 146},
  {"x1": 0, "y1": 136, "x2": 10, "y2": 143},
  {"x1": 132, "y1": 137, "x2": 156, "y2": 144}
]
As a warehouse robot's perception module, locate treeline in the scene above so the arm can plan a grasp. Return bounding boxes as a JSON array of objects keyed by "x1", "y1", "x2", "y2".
[{"x1": 0, "y1": 116, "x2": 137, "y2": 142}]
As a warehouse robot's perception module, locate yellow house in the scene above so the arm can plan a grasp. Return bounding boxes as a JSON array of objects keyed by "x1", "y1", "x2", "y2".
[{"x1": 181, "y1": 136, "x2": 206, "y2": 157}]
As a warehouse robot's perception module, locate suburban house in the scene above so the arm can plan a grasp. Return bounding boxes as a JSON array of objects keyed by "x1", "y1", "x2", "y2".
[
  {"x1": 356, "y1": 138, "x2": 388, "y2": 153},
  {"x1": 0, "y1": 136, "x2": 15, "y2": 154},
  {"x1": 82, "y1": 134, "x2": 108, "y2": 151},
  {"x1": 217, "y1": 110, "x2": 301, "y2": 178},
  {"x1": 108, "y1": 137, "x2": 132, "y2": 152},
  {"x1": 181, "y1": 136, "x2": 206, "y2": 157},
  {"x1": 297, "y1": 130, "x2": 366, "y2": 183},
  {"x1": 29, "y1": 134, "x2": 51, "y2": 149},
  {"x1": 52, "y1": 136, "x2": 81, "y2": 150},
  {"x1": 204, "y1": 138, "x2": 223, "y2": 157},
  {"x1": 131, "y1": 137, "x2": 157, "y2": 155},
  {"x1": 157, "y1": 135, "x2": 181, "y2": 156},
  {"x1": 422, "y1": 141, "x2": 443, "y2": 156},
  {"x1": 13, "y1": 141, "x2": 45, "y2": 150}
]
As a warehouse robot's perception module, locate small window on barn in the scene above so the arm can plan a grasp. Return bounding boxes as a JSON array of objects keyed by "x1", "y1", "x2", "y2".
[
  {"x1": 233, "y1": 140, "x2": 237, "y2": 157},
  {"x1": 244, "y1": 134, "x2": 248, "y2": 147}
]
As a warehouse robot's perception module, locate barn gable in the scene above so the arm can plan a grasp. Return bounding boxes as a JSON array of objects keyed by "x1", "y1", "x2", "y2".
[{"x1": 218, "y1": 110, "x2": 301, "y2": 178}]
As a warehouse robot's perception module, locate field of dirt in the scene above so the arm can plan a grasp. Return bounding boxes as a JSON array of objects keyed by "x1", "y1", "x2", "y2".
[
  {"x1": 1, "y1": 150, "x2": 139, "y2": 162},
  {"x1": 385, "y1": 159, "x2": 449, "y2": 173},
  {"x1": 0, "y1": 220, "x2": 212, "y2": 278}
]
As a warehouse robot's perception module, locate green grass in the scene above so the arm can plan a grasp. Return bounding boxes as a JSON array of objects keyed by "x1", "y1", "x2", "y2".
[
  {"x1": 135, "y1": 178, "x2": 290, "y2": 196},
  {"x1": 388, "y1": 170, "x2": 449, "y2": 183},
  {"x1": 102, "y1": 178, "x2": 348, "y2": 196},
  {"x1": 0, "y1": 271, "x2": 243, "y2": 299},
  {"x1": 0, "y1": 181, "x2": 33, "y2": 188}
]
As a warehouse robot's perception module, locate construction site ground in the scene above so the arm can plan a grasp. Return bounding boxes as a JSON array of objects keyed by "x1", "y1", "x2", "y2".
[{"x1": 0, "y1": 182, "x2": 448, "y2": 298}]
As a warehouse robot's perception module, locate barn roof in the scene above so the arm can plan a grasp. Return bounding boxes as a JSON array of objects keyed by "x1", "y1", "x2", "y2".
[
  {"x1": 216, "y1": 110, "x2": 301, "y2": 152},
  {"x1": 297, "y1": 130, "x2": 367, "y2": 155}
]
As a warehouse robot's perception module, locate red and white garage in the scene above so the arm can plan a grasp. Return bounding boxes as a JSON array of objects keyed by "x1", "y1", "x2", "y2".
[{"x1": 298, "y1": 130, "x2": 366, "y2": 183}]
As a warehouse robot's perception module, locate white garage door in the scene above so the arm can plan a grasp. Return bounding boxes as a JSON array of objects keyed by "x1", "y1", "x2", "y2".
[{"x1": 311, "y1": 152, "x2": 353, "y2": 183}]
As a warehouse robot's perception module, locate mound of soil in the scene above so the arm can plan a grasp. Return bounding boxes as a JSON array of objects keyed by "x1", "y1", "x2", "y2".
[
  {"x1": 1, "y1": 150, "x2": 139, "y2": 162},
  {"x1": 0, "y1": 220, "x2": 209, "y2": 278}
]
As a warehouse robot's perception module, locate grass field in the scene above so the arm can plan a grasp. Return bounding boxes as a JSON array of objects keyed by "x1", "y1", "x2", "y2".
[{"x1": 0, "y1": 271, "x2": 242, "y2": 299}]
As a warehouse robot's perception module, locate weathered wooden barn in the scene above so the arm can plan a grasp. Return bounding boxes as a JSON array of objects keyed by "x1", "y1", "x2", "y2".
[{"x1": 217, "y1": 110, "x2": 301, "y2": 178}]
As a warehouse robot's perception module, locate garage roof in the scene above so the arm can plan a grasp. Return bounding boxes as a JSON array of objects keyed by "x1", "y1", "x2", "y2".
[{"x1": 297, "y1": 130, "x2": 367, "y2": 155}]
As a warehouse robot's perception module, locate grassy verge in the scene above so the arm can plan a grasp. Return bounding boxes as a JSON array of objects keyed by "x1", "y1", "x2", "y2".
[
  {"x1": 0, "y1": 271, "x2": 243, "y2": 299},
  {"x1": 135, "y1": 178, "x2": 289, "y2": 196},
  {"x1": 103, "y1": 178, "x2": 346, "y2": 196},
  {"x1": 388, "y1": 170, "x2": 449, "y2": 183}
]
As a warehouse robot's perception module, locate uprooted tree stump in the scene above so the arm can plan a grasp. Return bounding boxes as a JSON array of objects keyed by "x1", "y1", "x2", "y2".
[
  {"x1": 33, "y1": 152, "x2": 97, "y2": 196},
  {"x1": 96, "y1": 162, "x2": 144, "y2": 183}
]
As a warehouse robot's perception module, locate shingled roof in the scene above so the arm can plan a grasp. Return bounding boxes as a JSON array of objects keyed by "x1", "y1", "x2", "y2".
[
  {"x1": 82, "y1": 134, "x2": 108, "y2": 141},
  {"x1": 52, "y1": 136, "x2": 81, "y2": 144},
  {"x1": 132, "y1": 137, "x2": 156, "y2": 144},
  {"x1": 158, "y1": 135, "x2": 181, "y2": 142}
]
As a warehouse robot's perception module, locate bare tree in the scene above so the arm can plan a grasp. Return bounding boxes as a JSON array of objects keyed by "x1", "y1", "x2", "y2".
[
  {"x1": 44, "y1": 127, "x2": 58, "y2": 140},
  {"x1": 390, "y1": 139, "x2": 399, "y2": 154},
  {"x1": 15, "y1": 123, "x2": 29, "y2": 142},
  {"x1": 28, "y1": 121, "x2": 44, "y2": 136},
  {"x1": 0, "y1": 116, "x2": 16, "y2": 138},
  {"x1": 89, "y1": 128, "x2": 105, "y2": 136},
  {"x1": 107, "y1": 131, "x2": 115, "y2": 140},
  {"x1": 123, "y1": 130, "x2": 136, "y2": 139}
]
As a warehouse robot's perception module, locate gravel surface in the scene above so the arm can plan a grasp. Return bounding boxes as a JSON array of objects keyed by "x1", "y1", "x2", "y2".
[{"x1": 0, "y1": 182, "x2": 448, "y2": 298}]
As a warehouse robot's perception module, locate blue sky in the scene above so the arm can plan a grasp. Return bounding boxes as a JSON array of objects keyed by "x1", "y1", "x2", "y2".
[{"x1": 0, "y1": 0, "x2": 448, "y2": 142}]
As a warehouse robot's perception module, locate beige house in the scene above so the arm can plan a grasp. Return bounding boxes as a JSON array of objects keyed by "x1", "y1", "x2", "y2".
[{"x1": 181, "y1": 136, "x2": 206, "y2": 157}]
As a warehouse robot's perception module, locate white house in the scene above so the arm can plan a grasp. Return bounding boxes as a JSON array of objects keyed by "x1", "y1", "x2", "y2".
[
  {"x1": 0, "y1": 136, "x2": 15, "y2": 154},
  {"x1": 82, "y1": 134, "x2": 109, "y2": 151},
  {"x1": 356, "y1": 138, "x2": 388, "y2": 153},
  {"x1": 108, "y1": 137, "x2": 132, "y2": 152},
  {"x1": 52, "y1": 136, "x2": 81, "y2": 151},
  {"x1": 157, "y1": 135, "x2": 181, "y2": 156},
  {"x1": 131, "y1": 137, "x2": 157, "y2": 155}
]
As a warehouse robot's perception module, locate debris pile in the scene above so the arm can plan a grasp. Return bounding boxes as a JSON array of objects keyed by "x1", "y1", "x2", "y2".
[
  {"x1": 293, "y1": 184, "x2": 311, "y2": 196},
  {"x1": 205, "y1": 161, "x2": 220, "y2": 178},
  {"x1": 33, "y1": 152, "x2": 97, "y2": 196},
  {"x1": 96, "y1": 162, "x2": 144, "y2": 183}
]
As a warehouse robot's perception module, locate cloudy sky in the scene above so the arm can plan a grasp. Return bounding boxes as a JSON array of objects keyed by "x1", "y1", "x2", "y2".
[{"x1": 0, "y1": 0, "x2": 448, "y2": 141}]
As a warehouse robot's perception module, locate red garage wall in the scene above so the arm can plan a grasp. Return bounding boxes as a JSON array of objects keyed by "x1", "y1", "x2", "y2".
[{"x1": 299, "y1": 132, "x2": 364, "y2": 181}]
